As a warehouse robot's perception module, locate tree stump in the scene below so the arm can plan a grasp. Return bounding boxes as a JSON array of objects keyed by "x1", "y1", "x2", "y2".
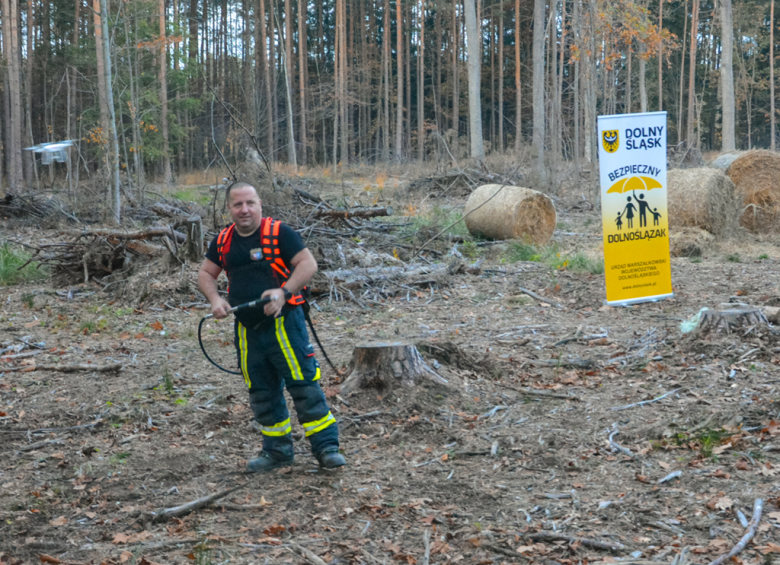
[
  {"x1": 340, "y1": 342, "x2": 448, "y2": 395},
  {"x1": 696, "y1": 306, "x2": 768, "y2": 335},
  {"x1": 185, "y1": 215, "x2": 204, "y2": 262}
]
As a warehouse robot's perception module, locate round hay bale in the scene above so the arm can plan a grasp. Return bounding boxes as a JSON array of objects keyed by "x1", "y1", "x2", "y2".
[
  {"x1": 667, "y1": 168, "x2": 739, "y2": 236},
  {"x1": 725, "y1": 149, "x2": 780, "y2": 232},
  {"x1": 463, "y1": 184, "x2": 556, "y2": 244},
  {"x1": 709, "y1": 151, "x2": 745, "y2": 170},
  {"x1": 669, "y1": 227, "x2": 715, "y2": 258}
]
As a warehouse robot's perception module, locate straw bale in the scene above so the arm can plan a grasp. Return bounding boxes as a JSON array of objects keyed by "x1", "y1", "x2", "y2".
[
  {"x1": 726, "y1": 149, "x2": 780, "y2": 232},
  {"x1": 669, "y1": 227, "x2": 715, "y2": 258},
  {"x1": 709, "y1": 151, "x2": 745, "y2": 170},
  {"x1": 463, "y1": 184, "x2": 556, "y2": 245},
  {"x1": 667, "y1": 168, "x2": 740, "y2": 236}
]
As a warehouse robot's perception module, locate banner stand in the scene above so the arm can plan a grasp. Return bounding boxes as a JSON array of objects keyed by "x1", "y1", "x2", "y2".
[{"x1": 597, "y1": 112, "x2": 673, "y2": 307}]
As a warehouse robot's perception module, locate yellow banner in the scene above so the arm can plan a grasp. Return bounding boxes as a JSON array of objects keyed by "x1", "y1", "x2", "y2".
[{"x1": 598, "y1": 112, "x2": 673, "y2": 306}]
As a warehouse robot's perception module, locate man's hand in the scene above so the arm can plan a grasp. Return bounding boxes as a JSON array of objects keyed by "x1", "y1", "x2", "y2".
[
  {"x1": 210, "y1": 297, "x2": 232, "y2": 319},
  {"x1": 261, "y1": 288, "x2": 286, "y2": 318}
]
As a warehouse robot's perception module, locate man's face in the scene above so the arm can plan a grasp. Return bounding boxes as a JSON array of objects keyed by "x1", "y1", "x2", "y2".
[{"x1": 229, "y1": 185, "x2": 263, "y2": 234}]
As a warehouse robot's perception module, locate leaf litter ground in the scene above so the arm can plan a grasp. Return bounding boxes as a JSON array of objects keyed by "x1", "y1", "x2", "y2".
[{"x1": 2, "y1": 184, "x2": 780, "y2": 565}]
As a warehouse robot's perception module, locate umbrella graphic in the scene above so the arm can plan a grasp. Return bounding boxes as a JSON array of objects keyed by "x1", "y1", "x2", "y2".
[{"x1": 607, "y1": 175, "x2": 662, "y2": 194}]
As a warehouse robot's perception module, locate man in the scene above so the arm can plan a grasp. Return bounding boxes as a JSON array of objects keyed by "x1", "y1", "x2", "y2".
[{"x1": 198, "y1": 182, "x2": 345, "y2": 472}]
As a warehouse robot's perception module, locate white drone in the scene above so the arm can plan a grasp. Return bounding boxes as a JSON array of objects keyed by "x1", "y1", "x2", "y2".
[{"x1": 24, "y1": 140, "x2": 75, "y2": 165}]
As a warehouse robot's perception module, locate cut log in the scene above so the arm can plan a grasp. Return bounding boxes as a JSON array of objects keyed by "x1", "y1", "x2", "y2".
[
  {"x1": 314, "y1": 206, "x2": 394, "y2": 219},
  {"x1": 696, "y1": 306, "x2": 768, "y2": 335},
  {"x1": 150, "y1": 202, "x2": 189, "y2": 218},
  {"x1": 340, "y1": 342, "x2": 448, "y2": 395},
  {"x1": 185, "y1": 215, "x2": 204, "y2": 261}
]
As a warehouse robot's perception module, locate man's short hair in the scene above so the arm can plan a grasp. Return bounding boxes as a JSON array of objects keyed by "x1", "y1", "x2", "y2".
[{"x1": 226, "y1": 182, "x2": 259, "y2": 203}]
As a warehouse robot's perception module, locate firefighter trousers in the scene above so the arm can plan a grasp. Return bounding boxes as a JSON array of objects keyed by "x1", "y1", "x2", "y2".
[{"x1": 234, "y1": 307, "x2": 338, "y2": 459}]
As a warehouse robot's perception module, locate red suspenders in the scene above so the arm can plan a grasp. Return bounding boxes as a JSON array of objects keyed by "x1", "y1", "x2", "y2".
[{"x1": 215, "y1": 218, "x2": 306, "y2": 306}]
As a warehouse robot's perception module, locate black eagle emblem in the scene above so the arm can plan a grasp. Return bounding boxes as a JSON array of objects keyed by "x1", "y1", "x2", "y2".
[{"x1": 602, "y1": 130, "x2": 619, "y2": 153}]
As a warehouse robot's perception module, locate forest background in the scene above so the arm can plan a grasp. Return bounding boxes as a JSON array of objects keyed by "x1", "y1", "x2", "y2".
[{"x1": 0, "y1": 0, "x2": 775, "y2": 220}]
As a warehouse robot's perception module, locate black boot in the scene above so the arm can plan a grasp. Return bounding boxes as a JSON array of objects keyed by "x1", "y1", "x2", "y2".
[
  {"x1": 317, "y1": 449, "x2": 346, "y2": 469},
  {"x1": 246, "y1": 451, "x2": 294, "y2": 473}
]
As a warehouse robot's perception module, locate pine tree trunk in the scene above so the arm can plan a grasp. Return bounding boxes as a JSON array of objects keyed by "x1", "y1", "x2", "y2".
[
  {"x1": 720, "y1": 0, "x2": 735, "y2": 151},
  {"x1": 498, "y1": 8, "x2": 504, "y2": 153},
  {"x1": 405, "y1": 2, "x2": 412, "y2": 153},
  {"x1": 769, "y1": 0, "x2": 777, "y2": 151},
  {"x1": 686, "y1": 0, "x2": 698, "y2": 147},
  {"x1": 299, "y1": 0, "x2": 308, "y2": 165},
  {"x1": 260, "y1": 0, "x2": 275, "y2": 163},
  {"x1": 678, "y1": 0, "x2": 687, "y2": 142},
  {"x1": 383, "y1": 0, "x2": 390, "y2": 157},
  {"x1": 396, "y1": 0, "x2": 404, "y2": 158},
  {"x1": 532, "y1": 0, "x2": 545, "y2": 181},
  {"x1": 160, "y1": 0, "x2": 173, "y2": 186},
  {"x1": 640, "y1": 45, "x2": 648, "y2": 112},
  {"x1": 123, "y1": 2, "x2": 144, "y2": 195},
  {"x1": 23, "y1": 0, "x2": 38, "y2": 189},
  {"x1": 452, "y1": 0, "x2": 459, "y2": 144},
  {"x1": 514, "y1": 0, "x2": 521, "y2": 152},
  {"x1": 657, "y1": 0, "x2": 663, "y2": 111},
  {"x1": 99, "y1": 0, "x2": 121, "y2": 224},
  {"x1": 339, "y1": 0, "x2": 348, "y2": 163},
  {"x1": 464, "y1": 0, "x2": 484, "y2": 158},
  {"x1": 573, "y1": 0, "x2": 580, "y2": 173},
  {"x1": 418, "y1": 0, "x2": 425, "y2": 161}
]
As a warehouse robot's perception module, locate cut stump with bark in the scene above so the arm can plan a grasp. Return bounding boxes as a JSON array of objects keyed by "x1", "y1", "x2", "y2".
[
  {"x1": 340, "y1": 342, "x2": 448, "y2": 395},
  {"x1": 185, "y1": 215, "x2": 204, "y2": 262},
  {"x1": 696, "y1": 306, "x2": 768, "y2": 335}
]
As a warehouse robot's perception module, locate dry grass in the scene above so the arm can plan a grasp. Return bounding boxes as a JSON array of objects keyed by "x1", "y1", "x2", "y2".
[
  {"x1": 667, "y1": 168, "x2": 740, "y2": 236},
  {"x1": 463, "y1": 184, "x2": 556, "y2": 244},
  {"x1": 726, "y1": 149, "x2": 780, "y2": 232}
]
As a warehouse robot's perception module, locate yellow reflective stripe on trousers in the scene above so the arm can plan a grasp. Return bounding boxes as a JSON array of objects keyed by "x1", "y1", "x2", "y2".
[
  {"x1": 261, "y1": 418, "x2": 292, "y2": 436},
  {"x1": 275, "y1": 317, "x2": 303, "y2": 381},
  {"x1": 303, "y1": 412, "x2": 336, "y2": 437},
  {"x1": 313, "y1": 366, "x2": 321, "y2": 381},
  {"x1": 238, "y1": 322, "x2": 251, "y2": 388}
]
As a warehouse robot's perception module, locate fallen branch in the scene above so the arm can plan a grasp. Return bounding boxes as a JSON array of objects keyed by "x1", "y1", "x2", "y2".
[
  {"x1": 522, "y1": 357, "x2": 595, "y2": 369},
  {"x1": 1, "y1": 362, "x2": 123, "y2": 374},
  {"x1": 1, "y1": 350, "x2": 44, "y2": 361},
  {"x1": 147, "y1": 485, "x2": 244, "y2": 523},
  {"x1": 60, "y1": 227, "x2": 186, "y2": 244},
  {"x1": 609, "y1": 430, "x2": 635, "y2": 458},
  {"x1": 519, "y1": 287, "x2": 563, "y2": 307},
  {"x1": 527, "y1": 532, "x2": 625, "y2": 553},
  {"x1": 313, "y1": 206, "x2": 394, "y2": 219},
  {"x1": 657, "y1": 470, "x2": 682, "y2": 484},
  {"x1": 0, "y1": 412, "x2": 107, "y2": 434},
  {"x1": 289, "y1": 542, "x2": 329, "y2": 565},
  {"x1": 707, "y1": 498, "x2": 763, "y2": 565},
  {"x1": 498, "y1": 383, "x2": 582, "y2": 401},
  {"x1": 482, "y1": 543, "x2": 532, "y2": 561},
  {"x1": 15, "y1": 438, "x2": 66, "y2": 452},
  {"x1": 610, "y1": 388, "x2": 682, "y2": 411}
]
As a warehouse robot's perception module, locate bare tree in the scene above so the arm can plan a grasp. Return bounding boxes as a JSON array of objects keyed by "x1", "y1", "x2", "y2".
[
  {"x1": 769, "y1": 0, "x2": 776, "y2": 151},
  {"x1": 99, "y1": 0, "x2": 121, "y2": 223},
  {"x1": 532, "y1": 0, "x2": 545, "y2": 180},
  {"x1": 686, "y1": 0, "x2": 698, "y2": 147},
  {"x1": 396, "y1": 0, "x2": 404, "y2": 158},
  {"x1": 514, "y1": 0, "x2": 522, "y2": 152},
  {"x1": 720, "y1": 0, "x2": 735, "y2": 151},
  {"x1": 3, "y1": 0, "x2": 23, "y2": 191},
  {"x1": 160, "y1": 0, "x2": 173, "y2": 185},
  {"x1": 464, "y1": 0, "x2": 484, "y2": 158}
]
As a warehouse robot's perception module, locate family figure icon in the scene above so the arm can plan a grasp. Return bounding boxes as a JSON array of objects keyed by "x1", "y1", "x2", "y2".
[{"x1": 615, "y1": 193, "x2": 662, "y2": 231}]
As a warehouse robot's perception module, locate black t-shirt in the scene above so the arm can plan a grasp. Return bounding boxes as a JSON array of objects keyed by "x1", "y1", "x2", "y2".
[{"x1": 205, "y1": 221, "x2": 306, "y2": 327}]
